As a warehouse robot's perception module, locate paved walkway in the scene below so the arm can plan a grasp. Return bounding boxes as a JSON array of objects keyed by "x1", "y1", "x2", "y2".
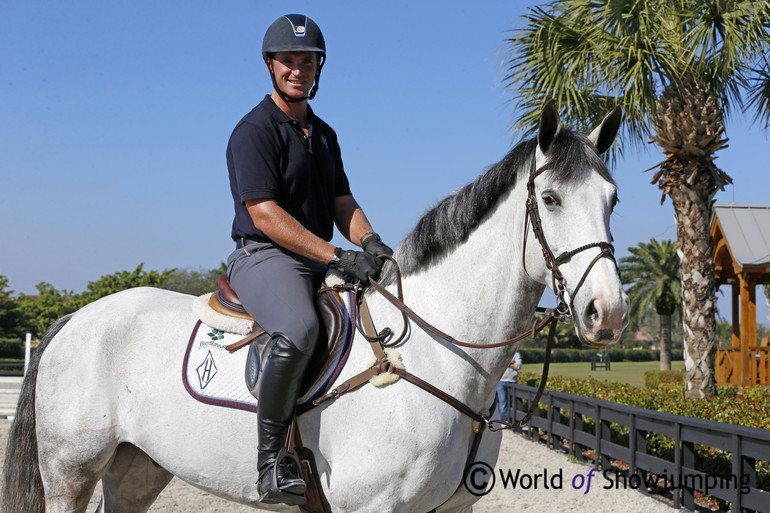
[{"x1": 0, "y1": 376, "x2": 23, "y2": 419}]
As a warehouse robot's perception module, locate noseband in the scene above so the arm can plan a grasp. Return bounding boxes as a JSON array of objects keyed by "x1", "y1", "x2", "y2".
[{"x1": 524, "y1": 161, "x2": 617, "y2": 323}]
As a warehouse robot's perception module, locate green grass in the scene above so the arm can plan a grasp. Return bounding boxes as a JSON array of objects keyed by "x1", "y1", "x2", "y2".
[{"x1": 521, "y1": 360, "x2": 685, "y2": 388}]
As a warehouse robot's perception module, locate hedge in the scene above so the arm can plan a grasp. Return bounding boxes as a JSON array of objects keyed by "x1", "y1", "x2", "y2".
[
  {"x1": 516, "y1": 371, "x2": 770, "y2": 501},
  {"x1": 644, "y1": 369, "x2": 685, "y2": 389},
  {"x1": 0, "y1": 338, "x2": 24, "y2": 359},
  {"x1": 517, "y1": 347, "x2": 683, "y2": 364}
]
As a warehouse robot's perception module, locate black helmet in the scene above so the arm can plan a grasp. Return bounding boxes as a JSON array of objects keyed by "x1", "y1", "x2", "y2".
[
  {"x1": 262, "y1": 14, "x2": 325, "y2": 61},
  {"x1": 262, "y1": 14, "x2": 325, "y2": 102}
]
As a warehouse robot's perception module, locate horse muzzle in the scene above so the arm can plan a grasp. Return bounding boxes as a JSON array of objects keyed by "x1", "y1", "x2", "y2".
[{"x1": 577, "y1": 293, "x2": 630, "y2": 348}]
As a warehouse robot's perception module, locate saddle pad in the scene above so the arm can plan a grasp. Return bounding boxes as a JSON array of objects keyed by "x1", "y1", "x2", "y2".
[
  {"x1": 182, "y1": 289, "x2": 355, "y2": 414},
  {"x1": 182, "y1": 321, "x2": 259, "y2": 413}
]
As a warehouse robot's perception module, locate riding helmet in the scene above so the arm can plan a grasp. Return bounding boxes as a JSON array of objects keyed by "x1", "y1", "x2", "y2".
[
  {"x1": 262, "y1": 14, "x2": 326, "y2": 102},
  {"x1": 262, "y1": 14, "x2": 326, "y2": 61}
]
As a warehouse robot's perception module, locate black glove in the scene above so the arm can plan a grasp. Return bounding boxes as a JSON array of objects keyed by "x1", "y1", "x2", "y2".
[
  {"x1": 328, "y1": 247, "x2": 382, "y2": 285},
  {"x1": 361, "y1": 232, "x2": 394, "y2": 259}
]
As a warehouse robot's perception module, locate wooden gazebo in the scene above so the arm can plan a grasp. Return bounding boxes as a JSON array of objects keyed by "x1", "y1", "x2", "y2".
[{"x1": 711, "y1": 204, "x2": 770, "y2": 386}]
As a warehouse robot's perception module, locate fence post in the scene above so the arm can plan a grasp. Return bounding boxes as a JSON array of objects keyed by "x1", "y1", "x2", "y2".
[
  {"x1": 546, "y1": 394, "x2": 554, "y2": 449},
  {"x1": 594, "y1": 404, "x2": 601, "y2": 470},
  {"x1": 24, "y1": 333, "x2": 32, "y2": 376},
  {"x1": 569, "y1": 399, "x2": 576, "y2": 458},
  {"x1": 679, "y1": 424, "x2": 691, "y2": 510}
]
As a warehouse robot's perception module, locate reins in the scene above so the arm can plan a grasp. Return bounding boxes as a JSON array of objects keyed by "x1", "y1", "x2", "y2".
[
  {"x1": 355, "y1": 260, "x2": 560, "y2": 431},
  {"x1": 367, "y1": 267, "x2": 557, "y2": 349}
]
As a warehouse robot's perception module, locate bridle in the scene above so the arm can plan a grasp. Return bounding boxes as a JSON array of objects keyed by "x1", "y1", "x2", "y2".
[{"x1": 524, "y1": 160, "x2": 617, "y2": 325}]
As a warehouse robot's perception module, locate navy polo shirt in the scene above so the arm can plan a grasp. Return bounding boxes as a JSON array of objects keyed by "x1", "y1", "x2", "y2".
[{"x1": 227, "y1": 95, "x2": 352, "y2": 243}]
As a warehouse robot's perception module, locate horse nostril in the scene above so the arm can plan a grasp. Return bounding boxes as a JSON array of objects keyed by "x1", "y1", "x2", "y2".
[{"x1": 585, "y1": 299, "x2": 599, "y2": 326}]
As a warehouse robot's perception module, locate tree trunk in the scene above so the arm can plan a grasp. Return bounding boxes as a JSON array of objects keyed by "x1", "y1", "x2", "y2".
[
  {"x1": 670, "y1": 185, "x2": 717, "y2": 399},
  {"x1": 658, "y1": 312, "x2": 672, "y2": 371}
]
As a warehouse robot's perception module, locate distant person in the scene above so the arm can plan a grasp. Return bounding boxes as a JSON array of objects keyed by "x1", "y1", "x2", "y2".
[
  {"x1": 497, "y1": 352, "x2": 522, "y2": 422},
  {"x1": 225, "y1": 14, "x2": 393, "y2": 506}
]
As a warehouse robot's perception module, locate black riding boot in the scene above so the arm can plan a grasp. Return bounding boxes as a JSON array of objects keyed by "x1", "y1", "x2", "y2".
[{"x1": 256, "y1": 333, "x2": 310, "y2": 505}]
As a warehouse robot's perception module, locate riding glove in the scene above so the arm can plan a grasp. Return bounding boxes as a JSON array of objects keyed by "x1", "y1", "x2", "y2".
[
  {"x1": 361, "y1": 232, "x2": 394, "y2": 259},
  {"x1": 328, "y1": 248, "x2": 381, "y2": 285}
]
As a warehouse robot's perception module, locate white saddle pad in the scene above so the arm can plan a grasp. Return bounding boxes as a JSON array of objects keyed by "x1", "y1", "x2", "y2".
[{"x1": 182, "y1": 322, "x2": 258, "y2": 413}]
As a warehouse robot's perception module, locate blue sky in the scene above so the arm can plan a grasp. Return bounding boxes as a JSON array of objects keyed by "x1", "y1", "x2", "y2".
[{"x1": 1, "y1": 1, "x2": 768, "y2": 324}]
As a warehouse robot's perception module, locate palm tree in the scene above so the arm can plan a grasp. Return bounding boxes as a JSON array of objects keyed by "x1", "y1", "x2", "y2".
[
  {"x1": 503, "y1": 0, "x2": 770, "y2": 399},
  {"x1": 620, "y1": 239, "x2": 681, "y2": 371}
]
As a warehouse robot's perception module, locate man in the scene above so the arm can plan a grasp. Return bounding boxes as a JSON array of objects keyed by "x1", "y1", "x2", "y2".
[
  {"x1": 497, "y1": 352, "x2": 522, "y2": 423},
  {"x1": 225, "y1": 14, "x2": 393, "y2": 506}
]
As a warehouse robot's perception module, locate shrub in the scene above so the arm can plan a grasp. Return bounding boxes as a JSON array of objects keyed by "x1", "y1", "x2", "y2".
[
  {"x1": 515, "y1": 372, "x2": 770, "y2": 497},
  {"x1": 518, "y1": 348, "x2": 545, "y2": 364},
  {"x1": 551, "y1": 349, "x2": 582, "y2": 362},
  {"x1": 625, "y1": 349, "x2": 658, "y2": 361},
  {"x1": 519, "y1": 348, "x2": 678, "y2": 363},
  {"x1": 644, "y1": 369, "x2": 685, "y2": 389},
  {"x1": 0, "y1": 338, "x2": 24, "y2": 359},
  {"x1": 519, "y1": 371, "x2": 770, "y2": 431}
]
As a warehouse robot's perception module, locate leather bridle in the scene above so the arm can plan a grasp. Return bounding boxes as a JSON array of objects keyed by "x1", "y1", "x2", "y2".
[{"x1": 524, "y1": 160, "x2": 617, "y2": 325}]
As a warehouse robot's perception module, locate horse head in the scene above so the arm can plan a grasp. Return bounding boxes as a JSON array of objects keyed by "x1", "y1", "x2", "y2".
[{"x1": 524, "y1": 100, "x2": 629, "y2": 347}]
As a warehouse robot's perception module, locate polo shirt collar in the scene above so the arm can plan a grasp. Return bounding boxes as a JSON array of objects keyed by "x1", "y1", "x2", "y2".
[{"x1": 263, "y1": 94, "x2": 316, "y2": 125}]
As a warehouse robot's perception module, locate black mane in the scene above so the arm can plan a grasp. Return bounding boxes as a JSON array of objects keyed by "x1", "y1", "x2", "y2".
[{"x1": 379, "y1": 129, "x2": 613, "y2": 284}]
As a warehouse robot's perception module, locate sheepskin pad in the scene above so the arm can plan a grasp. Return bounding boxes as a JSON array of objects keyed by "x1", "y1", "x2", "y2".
[{"x1": 367, "y1": 348, "x2": 405, "y2": 387}]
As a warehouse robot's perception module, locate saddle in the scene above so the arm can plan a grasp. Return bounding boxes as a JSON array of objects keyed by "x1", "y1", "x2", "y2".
[{"x1": 208, "y1": 275, "x2": 353, "y2": 409}]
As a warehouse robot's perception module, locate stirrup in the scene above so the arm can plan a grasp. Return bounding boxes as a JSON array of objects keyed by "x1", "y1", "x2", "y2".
[{"x1": 257, "y1": 447, "x2": 307, "y2": 506}]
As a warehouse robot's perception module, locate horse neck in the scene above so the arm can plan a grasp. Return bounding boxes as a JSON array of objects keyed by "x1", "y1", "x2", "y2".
[{"x1": 367, "y1": 183, "x2": 545, "y2": 410}]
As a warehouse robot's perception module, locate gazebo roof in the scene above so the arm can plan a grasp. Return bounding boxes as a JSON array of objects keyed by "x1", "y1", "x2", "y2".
[{"x1": 712, "y1": 204, "x2": 770, "y2": 285}]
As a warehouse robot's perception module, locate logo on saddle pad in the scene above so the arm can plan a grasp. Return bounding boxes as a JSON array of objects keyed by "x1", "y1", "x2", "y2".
[{"x1": 196, "y1": 350, "x2": 218, "y2": 389}]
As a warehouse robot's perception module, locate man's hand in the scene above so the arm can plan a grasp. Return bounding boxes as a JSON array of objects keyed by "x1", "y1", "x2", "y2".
[
  {"x1": 361, "y1": 233, "x2": 394, "y2": 259},
  {"x1": 328, "y1": 248, "x2": 382, "y2": 285}
]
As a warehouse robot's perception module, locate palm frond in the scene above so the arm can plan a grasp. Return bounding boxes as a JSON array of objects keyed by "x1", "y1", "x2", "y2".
[{"x1": 503, "y1": 0, "x2": 770, "y2": 158}]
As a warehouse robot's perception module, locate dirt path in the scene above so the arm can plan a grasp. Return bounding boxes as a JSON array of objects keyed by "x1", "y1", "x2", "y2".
[{"x1": 1, "y1": 420, "x2": 678, "y2": 512}]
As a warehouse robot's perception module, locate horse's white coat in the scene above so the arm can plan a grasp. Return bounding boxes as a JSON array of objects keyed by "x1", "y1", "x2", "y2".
[{"x1": 29, "y1": 107, "x2": 629, "y2": 513}]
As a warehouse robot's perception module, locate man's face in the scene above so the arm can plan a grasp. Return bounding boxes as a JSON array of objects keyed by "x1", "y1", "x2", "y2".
[{"x1": 268, "y1": 51, "x2": 318, "y2": 100}]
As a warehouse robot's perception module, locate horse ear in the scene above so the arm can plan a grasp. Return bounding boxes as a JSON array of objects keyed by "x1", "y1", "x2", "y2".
[
  {"x1": 588, "y1": 106, "x2": 622, "y2": 154},
  {"x1": 537, "y1": 99, "x2": 560, "y2": 153}
]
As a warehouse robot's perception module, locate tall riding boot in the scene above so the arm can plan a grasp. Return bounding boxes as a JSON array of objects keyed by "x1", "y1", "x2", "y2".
[{"x1": 256, "y1": 332, "x2": 311, "y2": 505}]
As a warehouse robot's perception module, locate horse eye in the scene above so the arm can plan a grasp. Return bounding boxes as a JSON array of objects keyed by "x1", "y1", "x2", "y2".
[{"x1": 542, "y1": 192, "x2": 560, "y2": 206}]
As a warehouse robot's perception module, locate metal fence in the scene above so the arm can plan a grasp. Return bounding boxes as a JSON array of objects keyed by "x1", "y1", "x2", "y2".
[{"x1": 507, "y1": 383, "x2": 770, "y2": 513}]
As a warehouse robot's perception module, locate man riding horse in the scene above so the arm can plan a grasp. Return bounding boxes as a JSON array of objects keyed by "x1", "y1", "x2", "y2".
[{"x1": 225, "y1": 14, "x2": 393, "y2": 506}]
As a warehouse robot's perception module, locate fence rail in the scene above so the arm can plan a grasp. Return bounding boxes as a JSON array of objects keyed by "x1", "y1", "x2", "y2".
[
  {"x1": 0, "y1": 361, "x2": 24, "y2": 377},
  {"x1": 717, "y1": 347, "x2": 770, "y2": 386},
  {"x1": 507, "y1": 383, "x2": 770, "y2": 513}
]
